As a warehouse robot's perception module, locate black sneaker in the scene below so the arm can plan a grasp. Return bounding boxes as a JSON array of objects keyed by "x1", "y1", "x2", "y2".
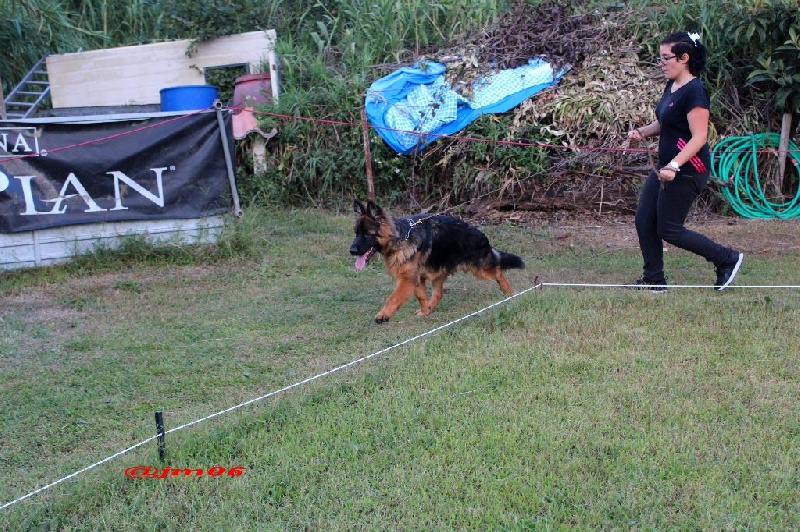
[
  {"x1": 715, "y1": 251, "x2": 744, "y2": 291},
  {"x1": 628, "y1": 277, "x2": 668, "y2": 294}
]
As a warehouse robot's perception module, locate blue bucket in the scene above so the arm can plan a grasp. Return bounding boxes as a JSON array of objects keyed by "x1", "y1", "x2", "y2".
[{"x1": 159, "y1": 85, "x2": 219, "y2": 112}]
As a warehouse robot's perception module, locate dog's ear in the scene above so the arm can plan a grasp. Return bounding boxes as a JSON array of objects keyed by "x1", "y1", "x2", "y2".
[
  {"x1": 366, "y1": 200, "x2": 385, "y2": 220},
  {"x1": 353, "y1": 199, "x2": 366, "y2": 215}
]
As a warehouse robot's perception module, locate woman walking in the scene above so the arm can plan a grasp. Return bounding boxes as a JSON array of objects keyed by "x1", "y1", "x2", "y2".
[{"x1": 628, "y1": 31, "x2": 743, "y2": 293}]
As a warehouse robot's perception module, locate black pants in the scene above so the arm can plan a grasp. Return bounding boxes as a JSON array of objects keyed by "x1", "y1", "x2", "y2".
[{"x1": 634, "y1": 170, "x2": 732, "y2": 282}]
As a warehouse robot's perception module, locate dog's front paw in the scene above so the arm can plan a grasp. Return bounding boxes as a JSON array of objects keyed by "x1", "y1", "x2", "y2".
[
  {"x1": 415, "y1": 308, "x2": 431, "y2": 316},
  {"x1": 374, "y1": 314, "x2": 391, "y2": 324}
]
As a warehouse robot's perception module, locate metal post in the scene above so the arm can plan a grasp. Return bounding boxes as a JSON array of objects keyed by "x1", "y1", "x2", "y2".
[{"x1": 214, "y1": 101, "x2": 243, "y2": 217}]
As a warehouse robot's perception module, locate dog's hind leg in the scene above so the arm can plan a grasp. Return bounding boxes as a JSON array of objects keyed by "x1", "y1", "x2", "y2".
[
  {"x1": 375, "y1": 277, "x2": 418, "y2": 323},
  {"x1": 494, "y1": 268, "x2": 513, "y2": 295},
  {"x1": 471, "y1": 265, "x2": 514, "y2": 295},
  {"x1": 427, "y1": 273, "x2": 448, "y2": 312}
]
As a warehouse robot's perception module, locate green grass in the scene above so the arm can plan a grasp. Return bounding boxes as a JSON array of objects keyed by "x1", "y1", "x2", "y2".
[{"x1": 1, "y1": 207, "x2": 799, "y2": 529}]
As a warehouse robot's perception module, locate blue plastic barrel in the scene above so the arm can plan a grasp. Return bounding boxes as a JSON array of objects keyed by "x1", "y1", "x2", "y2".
[{"x1": 159, "y1": 85, "x2": 219, "y2": 112}]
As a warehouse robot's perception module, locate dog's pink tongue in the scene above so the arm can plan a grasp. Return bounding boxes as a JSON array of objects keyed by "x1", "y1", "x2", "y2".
[{"x1": 355, "y1": 254, "x2": 367, "y2": 271}]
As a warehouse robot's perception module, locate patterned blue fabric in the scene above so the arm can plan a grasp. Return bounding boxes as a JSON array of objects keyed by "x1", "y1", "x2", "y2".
[{"x1": 365, "y1": 58, "x2": 568, "y2": 154}]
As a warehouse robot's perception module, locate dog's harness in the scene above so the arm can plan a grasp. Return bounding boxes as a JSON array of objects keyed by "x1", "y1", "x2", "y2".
[{"x1": 404, "y1": 214, "x2": 438, "y2": 240}]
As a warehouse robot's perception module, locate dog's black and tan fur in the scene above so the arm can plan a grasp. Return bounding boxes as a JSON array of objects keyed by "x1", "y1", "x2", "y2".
[{"x1": 350, "y1": 199, "x2": 524, "y2": 323}]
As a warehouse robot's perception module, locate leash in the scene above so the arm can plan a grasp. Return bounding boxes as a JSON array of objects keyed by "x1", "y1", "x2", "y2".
[
  {"x1": 404, "y1": 214, "x2": 438, "y2": 239},
  {"x1": 635, "y1": 128, "x2": 659, "y2": 174},
  {"x1": 644, "y1": 138, "x2": 659, "y2": 175},
  {"x1": 635, "y1": 129, "x2": 665, "y2": 190}
]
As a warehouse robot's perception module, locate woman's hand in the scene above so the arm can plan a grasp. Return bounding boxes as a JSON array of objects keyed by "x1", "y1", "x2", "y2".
[
  {"x1": 658, "y1": 166, "x2": 677, "y2": 183},
  {"x1": 628, "y1": 129, "x2": 644, "y2": 141}
]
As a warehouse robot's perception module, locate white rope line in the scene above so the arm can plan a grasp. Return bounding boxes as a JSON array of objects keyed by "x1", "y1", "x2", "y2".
[
  {"x1": 0, "y1": 282, "x2": 542, "y2": 512},
  {"x1": 542, "y1": 282, "x2": 800, "y2": 289}
]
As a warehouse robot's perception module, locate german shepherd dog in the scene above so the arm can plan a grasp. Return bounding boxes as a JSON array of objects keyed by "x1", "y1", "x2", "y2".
[{"x1": 350, "y1": 199, "x2": 525, "y2": 323}]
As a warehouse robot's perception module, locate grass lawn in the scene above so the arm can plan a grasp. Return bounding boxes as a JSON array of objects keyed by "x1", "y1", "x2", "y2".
[{"x1": 1, "y1": 207, "x2": 799, "y2": 529}]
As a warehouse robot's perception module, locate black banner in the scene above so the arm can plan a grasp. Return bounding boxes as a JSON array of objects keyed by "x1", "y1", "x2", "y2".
[{"x1": 0, "y1": 111, "x2": 234, "y2": 233}]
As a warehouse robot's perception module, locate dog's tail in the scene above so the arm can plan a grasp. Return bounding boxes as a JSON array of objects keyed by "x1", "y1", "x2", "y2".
[{"x1": 494, "y1": 249, "x2": 525, "y2": 270}]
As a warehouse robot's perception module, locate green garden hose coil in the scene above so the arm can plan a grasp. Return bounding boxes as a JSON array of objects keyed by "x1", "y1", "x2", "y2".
[{"x1": 712, "y1": 133, "x2": 800, "y2": 219}]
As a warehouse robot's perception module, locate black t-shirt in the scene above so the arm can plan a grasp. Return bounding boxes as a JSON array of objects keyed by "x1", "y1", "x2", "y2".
[{"x1": 655, "y1": 78, "x2": 711, "y2": 175}]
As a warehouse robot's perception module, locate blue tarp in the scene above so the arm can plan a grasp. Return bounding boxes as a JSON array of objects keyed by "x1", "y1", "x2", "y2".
[{"x1": 364, "y1": 58, "x2": 568, "y2": 155}]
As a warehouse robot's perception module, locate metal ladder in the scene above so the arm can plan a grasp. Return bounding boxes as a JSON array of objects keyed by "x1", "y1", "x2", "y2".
[{"x1": 3, "y1": 55, "x2": 50, "y2": 120}]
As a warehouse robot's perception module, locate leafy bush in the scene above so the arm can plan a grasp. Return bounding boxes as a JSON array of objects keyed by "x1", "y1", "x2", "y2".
[
  {"x1": 748, "y1": 26, "x2": 800, "y2": 115},
  {"x1": 157, "y1": 0, "x2": 277, "y2": 43},
  {"x1": 638, "y1": 0, "x2": 799, "y2": 129}
]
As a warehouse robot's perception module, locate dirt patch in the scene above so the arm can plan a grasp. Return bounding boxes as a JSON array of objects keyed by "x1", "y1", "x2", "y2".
[
  {"x1": 0, "y1": 265, "x2": 226, "y2": 326},
  {"x1": 470, "y1": 206, "x2": 800, "y2": 256}
]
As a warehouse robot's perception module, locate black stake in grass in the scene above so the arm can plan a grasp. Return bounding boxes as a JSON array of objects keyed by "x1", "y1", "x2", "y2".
[{"x1": 155, "y1": 411, "x2": 166, "y2": 463}]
